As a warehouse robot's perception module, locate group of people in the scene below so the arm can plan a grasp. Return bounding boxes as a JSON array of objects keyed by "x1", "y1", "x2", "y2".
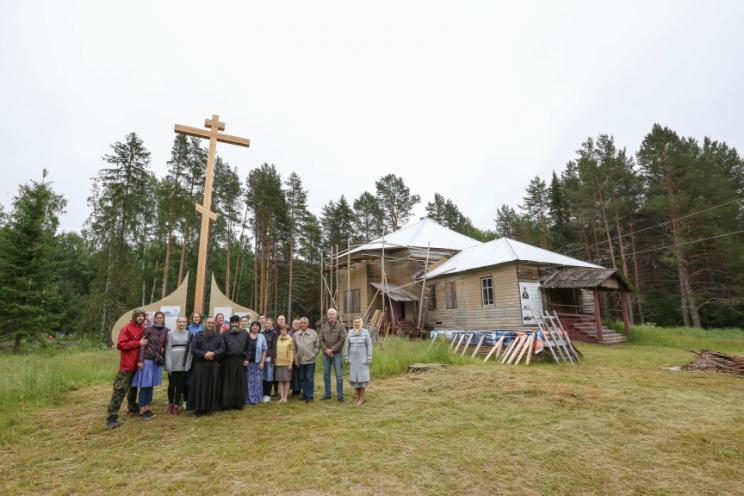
[{"x1": 105, "y1": 308, "x2": 373, "y2": 429}]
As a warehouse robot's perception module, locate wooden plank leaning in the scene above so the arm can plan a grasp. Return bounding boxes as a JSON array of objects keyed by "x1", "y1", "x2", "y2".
[
  {"x1": 471, "y1": 334, "x2": 486, "y2": 358},
  {"x1": 506, "y1": 335, "x2": 527, "y2": 365},
  {"x1": 544, "y1": 313, "x2": 575, "y2": 364},
  {"x1": 551, "y1": 310, "x2": 583, "y2": 359},
  {"x1": 500, "y1": 335, "x2": 521, "y2": 364},
  {"x1": 483, "y1": 335, "x2": 505, "y2": 362},
  {"x1": 514, "y1": 332, "x2": 534, "y2": 365},
  {"x1": 461, "y1": 333, "x2": 474, "y2": 356},
  {"x1": 538, "y1": 315, "x2": 570, "y2": 363},
  {"x1": 453, "y1": 333, "x2": 466, "y2": 354},
  {"x1": 525, "y1": 332, "x2": 535, "y2": 366},
  {"x1": 448, "y1": 332, "x2": 459, "y2": 351},
  {"x1": 535, "y1": 320, "x2": 560, "y2": 363}
]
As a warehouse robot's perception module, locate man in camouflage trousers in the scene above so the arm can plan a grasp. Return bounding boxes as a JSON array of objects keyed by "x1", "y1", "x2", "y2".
[{"x1": 106, "y1": 309, "x2": 147, "y2": 429}]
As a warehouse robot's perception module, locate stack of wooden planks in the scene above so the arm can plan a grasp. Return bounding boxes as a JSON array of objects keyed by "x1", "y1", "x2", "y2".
[
  {"x1": 682, "y1": 350, "x2": 744, "y2": 376},
  {"x1": 368, "y1": 309, "x2": 384, "y2": 329}
]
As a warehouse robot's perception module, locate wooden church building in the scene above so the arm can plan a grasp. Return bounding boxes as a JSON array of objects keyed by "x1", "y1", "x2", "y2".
[{"x1": 331, "y1": 218, "x2": 632, "y2": 344}]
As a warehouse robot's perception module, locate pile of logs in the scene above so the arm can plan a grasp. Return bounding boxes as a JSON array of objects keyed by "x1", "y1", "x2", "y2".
[{"x1": 682, "y1": 350, "x2": 744, "y2": 376}]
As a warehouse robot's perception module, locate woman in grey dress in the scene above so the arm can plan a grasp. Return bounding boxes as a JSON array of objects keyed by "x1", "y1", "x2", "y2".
[{"x1": 343, "y1": 316, "x2": 373, "y2": 405}]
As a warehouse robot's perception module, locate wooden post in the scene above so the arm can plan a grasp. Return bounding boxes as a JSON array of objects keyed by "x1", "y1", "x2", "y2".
[
  {"x1": 320, "y1": 252, "x2": 324, "y2": 318},
  {"x1": 417, "y1": 242, "x2": 431, "y2": 332},
  {"x1": 593, "y1": 287, "x2": 604, "y2": 345},
  {"x1": 347, "y1": 238, "x2": 351, "y2": 320},
  {"x1": 335, "y1": 244, "x2": 339, "y2": 308},
  {"x1": 381, "y1": 229, "x2": 386, "y2": 329},
  {"x1": 620, "y1": 291, "x2": 632, "y2": 338},
  {"x1": 174, "y1": 115, "x2": 250, "y2": 314}
]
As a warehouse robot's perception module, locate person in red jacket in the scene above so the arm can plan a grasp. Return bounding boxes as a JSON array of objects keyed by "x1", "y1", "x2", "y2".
[{"x1": 106, "y1": 309, "x2": 147, "y2": 429}]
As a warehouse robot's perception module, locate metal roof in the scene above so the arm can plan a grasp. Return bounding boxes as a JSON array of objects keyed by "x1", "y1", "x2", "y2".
[{"x1": 424, "y1": 237, "x2": 602, "y2": 278}]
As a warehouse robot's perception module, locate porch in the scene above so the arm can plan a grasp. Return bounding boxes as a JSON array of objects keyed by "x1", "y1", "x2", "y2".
[{"x1": 541, "y1": 268, "x2": 633, "y2": 345}]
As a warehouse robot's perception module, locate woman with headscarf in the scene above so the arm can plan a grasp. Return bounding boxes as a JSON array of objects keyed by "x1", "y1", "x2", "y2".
[
  {"x1": 189, "y1": 317, "x2": 225, "y2": 416},
  {"x1": 187, "y1": 312, "x2": 204, "y2": 336},
  {"x1": 343, "y1": 316, "x2": 373, "y2": 406},
  {"x1": 165, "y1": 316, "x2": 192, "y2": 415},
  {"x1": 245, "y1": 320, "x2": 267, "y2": 405},
  {"x1": 220, "y1": 315, "x2": 249, "y2": 410},
  {"x1": 132, "y1": 311, "x2": 169, "y2": 419}
]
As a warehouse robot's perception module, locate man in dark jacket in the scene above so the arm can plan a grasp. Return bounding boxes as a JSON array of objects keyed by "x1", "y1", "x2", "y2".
[
  {"x1": 106, "y1": 309, "x2": 147, "y2": 429},
  {"x1": 319, "y1": 308, "x2": 347, "y2": 402}
]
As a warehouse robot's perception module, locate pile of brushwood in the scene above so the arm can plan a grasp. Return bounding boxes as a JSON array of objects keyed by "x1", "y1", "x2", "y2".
[{"x1": 682, "y1": 350, "x2": 744, "y2": 376}]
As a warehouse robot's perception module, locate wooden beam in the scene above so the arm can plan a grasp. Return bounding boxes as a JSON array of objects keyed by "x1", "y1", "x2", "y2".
[
  {"x1": 174, "y1": 124, "x2": 250, "y2": 147},
  {"x1": 195, "y1": 203, "x2": 217, "y2": 221},
  {"x1": 460, "y1": 334, "x2": 473, "y2": 356},
  {"x1": 471, "y1": 334, "x2": 485, "y2": 358},
  {"x1": 593, "y1": 288, "x2": 603, "y2": 345},
  {"x1": 621, "y1": 291, "x2": 632, "y2": 338},
  {"x1": 483, "y1": 336, "x2": 504, "y2": 361}
]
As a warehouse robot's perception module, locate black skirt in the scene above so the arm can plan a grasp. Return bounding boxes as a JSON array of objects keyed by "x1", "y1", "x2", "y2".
[
  {"x1": 189, "y1": 360, "x2": 220, "y2": 412},
  {"x1": 220, "y1": 355, "x2": 247, "y2": 409}
]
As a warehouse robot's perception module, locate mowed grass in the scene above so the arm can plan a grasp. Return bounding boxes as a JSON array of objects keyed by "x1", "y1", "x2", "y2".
[{"x1": 1, "y1": 338, "x2": 744, "y2": 494}]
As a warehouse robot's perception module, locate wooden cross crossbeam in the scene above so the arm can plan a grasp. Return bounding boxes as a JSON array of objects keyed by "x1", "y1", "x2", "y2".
[{"x1": 174, "y1": 114, "x2": 250, "y2": 314}]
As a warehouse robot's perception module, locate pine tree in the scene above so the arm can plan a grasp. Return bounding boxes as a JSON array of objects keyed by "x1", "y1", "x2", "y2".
[
  {"x1": 352, "y1": 192, "x2": 384, "y2": 242},
  {"x1": 375, "y1": 174, "x2": 421, "y2": 231},
  {"x1": 85, "y1": 132, "x2": 155, "y2": 341},
  {"x1": 284, "y1": 172, "x2": 310, "y2": 320},
  {"x1": 0, "y1": 171, "x2": 66, "y2": 350},
  {"x1": 520, "y1": 176, "x2": 551, "y2": 248},
  {"x1": 245, "y1": 163, "x2": 286, "y2": 314}
]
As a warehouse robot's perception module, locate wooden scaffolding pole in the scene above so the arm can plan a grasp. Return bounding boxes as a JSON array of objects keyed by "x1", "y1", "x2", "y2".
[
  {"x1": 417, "y1": 242, "x2": 431, "y2": 332},
  {"x1": 381, "y1": 228, "x2": 386, "y2": 332},
  {"x1": 320, "y1": 251, "x2": 324, "y2": 317}
]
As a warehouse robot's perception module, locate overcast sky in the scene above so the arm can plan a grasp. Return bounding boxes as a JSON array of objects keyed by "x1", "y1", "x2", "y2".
[{"x1": 1, "y1": 1, "x2": 742, "y2": 233}]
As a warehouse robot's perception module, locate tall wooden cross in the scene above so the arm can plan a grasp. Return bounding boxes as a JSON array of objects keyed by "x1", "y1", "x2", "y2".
[{"x1": 174, "y1": 114, "x2": 250, "y2": 314}]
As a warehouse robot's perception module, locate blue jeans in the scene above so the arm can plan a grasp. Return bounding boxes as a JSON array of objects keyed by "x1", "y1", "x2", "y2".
[
  {"x1": 323, "y1": 352, "x2": 344, "y2": 400},
  {"x1": 299, "y1": 362, "x2": 315, "y2": 400},
  {"x1": 138, "y1": 387, "x2": 153, "y2": 407}
]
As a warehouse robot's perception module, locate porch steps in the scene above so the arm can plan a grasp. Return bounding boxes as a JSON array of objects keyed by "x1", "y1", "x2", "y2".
[{"x1": 570, "y1": 321, "x2": 627, "y2": 345}]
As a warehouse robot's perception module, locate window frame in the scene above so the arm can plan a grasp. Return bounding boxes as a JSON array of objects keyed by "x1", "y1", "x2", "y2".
[
  {"x1": 480, "y1": 276, "x2": 494, "y2": 307},
  {"x1": 445, "y1": 281, "x2": 457, "y2": 309}
]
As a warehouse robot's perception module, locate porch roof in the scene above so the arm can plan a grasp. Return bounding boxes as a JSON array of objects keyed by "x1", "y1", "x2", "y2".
[{"x1": 370, "y1": 281, "x2": 420, "y2": 302}]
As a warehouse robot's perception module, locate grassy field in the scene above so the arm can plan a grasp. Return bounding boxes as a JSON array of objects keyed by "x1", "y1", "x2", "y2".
[{"x1": 1, "y1": 333, "x2": 743, "y2": 495}]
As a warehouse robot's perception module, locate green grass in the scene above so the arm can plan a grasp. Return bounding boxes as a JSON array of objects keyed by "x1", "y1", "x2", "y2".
[
  {"x1": 1, "y1": 334, "x2": 744, "y2": 494},
  {"x1": 0, "y1": 349, "x2": 116, "y2": 435},
  {"x1": 624, "y1": 323, "x2": 744, "y2": 352},
  {"x1": 0, "y1": 337, "x2": 469, "y2": 442}
]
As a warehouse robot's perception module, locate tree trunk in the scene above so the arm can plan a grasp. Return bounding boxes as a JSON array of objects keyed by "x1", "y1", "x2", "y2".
[
  {"x1": 288, "y1": 224, "x2": 294, "y2": 321},
  {"x1": 177, "y1": 224, "x2": 189, "y2": 286},
  {"x1": 594, "y1": 177, "x2": 616, "y2": 269},
  {"x1": 225, "y1": 225, "x2": 231, "y2": 298},
  {"x1": 664, "y1": 177, "x2": 700, "y2": 327},
  {"x1": 629, "y1": 222, "x2": 645, "y2": 324},
  {"x1": 161, "y1": 223, "x2": 174, "y2": 298},
  {"x1": 100, "y1": 243, "x2": 115, "y2": 344}
]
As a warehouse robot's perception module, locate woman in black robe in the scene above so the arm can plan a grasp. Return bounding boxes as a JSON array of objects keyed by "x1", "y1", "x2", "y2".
[
  {"x1": 220, "y1": 315, "x2": 249, "y2": 410},
  {"x1": 189, "y1": 317, "x2": 225, "y2": 416}
]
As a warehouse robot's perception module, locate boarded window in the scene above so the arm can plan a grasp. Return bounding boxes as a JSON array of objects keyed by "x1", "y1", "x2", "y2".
[
  {"x1": 427, "y1": 284, "x2": 437, "y2": 310},
  {"x1": 345, "y1": 289, "x2": 360, "y2": 313},
  {"x1": 445, "y1": 281, "x2": 457, "y2": 309},
  {"x1": 481, "y1": 277, "x2": 494, "y2": 306}
]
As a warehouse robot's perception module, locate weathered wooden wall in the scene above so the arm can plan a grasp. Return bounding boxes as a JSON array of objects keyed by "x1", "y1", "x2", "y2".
[{"x1": 425, "y1": 263, "x2": 522, "y2": 329}]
